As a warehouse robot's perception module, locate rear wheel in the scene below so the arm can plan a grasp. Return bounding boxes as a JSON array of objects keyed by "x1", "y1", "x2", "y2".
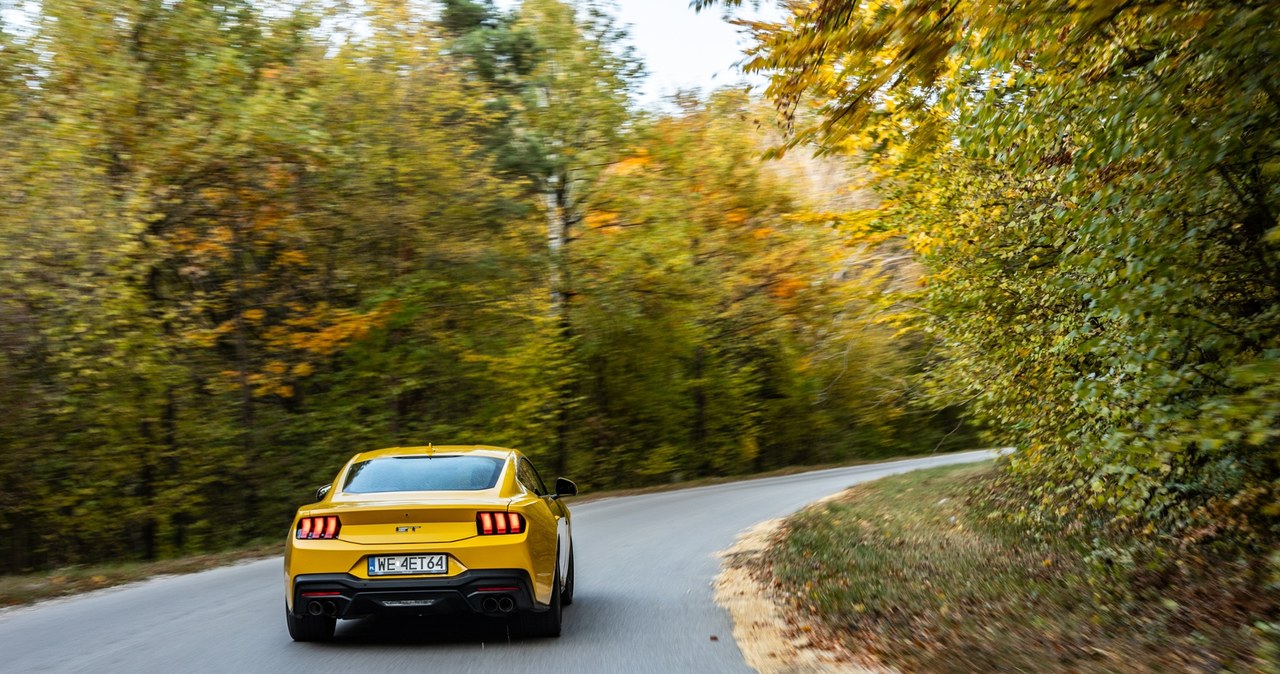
[
  {"x1": 520, "y1": 561, "x2": 562, "y2": 638},
  {"x1": 286, "y1": 604, "x2": 336, "y2": 642},
  {"x1": 561, "y1": 548, "x2": 575, "y2": 606}
]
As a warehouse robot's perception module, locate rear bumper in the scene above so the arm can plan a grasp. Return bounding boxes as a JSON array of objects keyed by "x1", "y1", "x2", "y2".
[{"x1": 291, "y1": 569, "x2": 540, "y2": 619}]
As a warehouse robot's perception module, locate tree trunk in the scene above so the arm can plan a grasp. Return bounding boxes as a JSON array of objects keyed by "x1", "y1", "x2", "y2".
[{"x1": 545, "y1": 176, "x2": 574, "y2": 476}]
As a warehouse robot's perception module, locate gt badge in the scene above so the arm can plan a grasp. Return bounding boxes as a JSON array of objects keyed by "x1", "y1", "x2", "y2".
[{"x1": 396, "y1": 525, "x2": 419, "y2": 533}]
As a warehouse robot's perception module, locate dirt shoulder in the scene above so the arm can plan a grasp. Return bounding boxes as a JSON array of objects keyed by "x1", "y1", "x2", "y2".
[{"x1": 714, "y1": 497, "x2": 894, "y2": 674}]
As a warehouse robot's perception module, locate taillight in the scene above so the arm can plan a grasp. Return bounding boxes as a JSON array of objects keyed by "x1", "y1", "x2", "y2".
[
  {"x1": 476, "y1": 512, "x2": 524, "y2": 535},
  {"x1": 296, "y1": 515, "x2": 341, "y2": 540}
]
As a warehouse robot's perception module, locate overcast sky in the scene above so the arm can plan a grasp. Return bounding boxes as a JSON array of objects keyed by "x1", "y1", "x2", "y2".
[
  {"x1": 498, "y1": 0, "x2": 786, "y2": 107},
  {"x1": 608, "y1": 1, "x2": 783, "y2": 105}
]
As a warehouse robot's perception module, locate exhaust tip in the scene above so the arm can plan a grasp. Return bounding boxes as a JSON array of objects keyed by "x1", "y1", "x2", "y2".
[
  {"x1": 497, "y1": 596, "x2": 515, "y2": 613},
  {"x1": 481, "y1": 597, "x2": 499, "y2": 613},
  {"x1": 306, "y1": 601, "x2": 324, "y2": 616},
  {"x1": 323, "y1": 600, "x2": 338, "y2": 617}
]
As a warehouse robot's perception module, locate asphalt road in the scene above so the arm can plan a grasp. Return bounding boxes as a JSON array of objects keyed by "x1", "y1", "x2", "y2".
[{"x1": 0, "y1": 449, "x2": 1000, "y2": 673}]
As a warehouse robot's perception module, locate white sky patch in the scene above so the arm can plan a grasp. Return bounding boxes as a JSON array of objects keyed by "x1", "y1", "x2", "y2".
[
  {"x1": 1, "y1": 1, "x2": 41, "y2": 39},
  {"x1": 497, "y1": 0, "x2": 786, "y2": 108},
  {"x1": 610, "y1": 0, "x2": 783, "y2": 106}
]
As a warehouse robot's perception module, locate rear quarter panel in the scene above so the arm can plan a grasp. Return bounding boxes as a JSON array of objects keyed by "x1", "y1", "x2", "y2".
[{"x1": 508, "y1": 493, "x2": 558, "y2": 602}]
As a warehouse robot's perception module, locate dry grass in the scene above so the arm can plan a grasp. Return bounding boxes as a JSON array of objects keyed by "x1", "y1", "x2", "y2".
[
  {"x1": 716, "y1": 511, "x2": 893, "y2": 673},
  {"x1": 767, "y1": 464, "x2": 1276, "y2": 673}
]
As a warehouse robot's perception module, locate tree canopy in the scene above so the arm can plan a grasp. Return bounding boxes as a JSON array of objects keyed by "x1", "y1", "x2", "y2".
[{"x1": 698, "y1": 0, "x2": 1278, "y2": 548}]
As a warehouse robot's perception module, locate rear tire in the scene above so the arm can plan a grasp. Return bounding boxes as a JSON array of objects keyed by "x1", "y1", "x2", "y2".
[
  {"x1": 286, "y1": 604, "x2": 336, "y2": 642},
  {"x1": 520, "y1": 562, "x2": 562, "y2": 638},
  {"x1": 561, "y1": 548, "x2": 575, "y2": 606}
]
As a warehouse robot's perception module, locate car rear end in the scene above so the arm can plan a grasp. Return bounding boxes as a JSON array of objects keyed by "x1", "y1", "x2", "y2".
[
  {"x1": 287, "y1": 498, "x2": 544, "y2": 620},
  {"x1": 283, "y1": 449, "x2": 558, "y2": 639}
]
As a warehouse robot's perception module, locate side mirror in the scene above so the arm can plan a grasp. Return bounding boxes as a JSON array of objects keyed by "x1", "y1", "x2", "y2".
[
  {"x1": 315, "y1": 484, "x2": 332, "y2": 501},
  {"x1": 555, "y1": 477, "x2": 578, "y2": 498}
]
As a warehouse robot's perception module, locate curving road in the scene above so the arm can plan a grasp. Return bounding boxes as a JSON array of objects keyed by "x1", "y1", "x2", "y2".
[{"x1": 0, "y1": 450, "x2": 999, "y2": 673}]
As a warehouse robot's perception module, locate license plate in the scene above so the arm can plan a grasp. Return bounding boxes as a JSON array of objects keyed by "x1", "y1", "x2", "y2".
[{"x1": 367, "y1": 554, "x2": 448, "y2": 576}]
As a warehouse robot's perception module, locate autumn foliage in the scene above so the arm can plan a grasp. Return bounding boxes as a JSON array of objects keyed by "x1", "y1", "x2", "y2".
[
  {"x1": 701, "y1": 0, "x2": 1279, "y2": 594},
  {"x1": 0, "y1": 1, "x2": 969, "y2": 571}
]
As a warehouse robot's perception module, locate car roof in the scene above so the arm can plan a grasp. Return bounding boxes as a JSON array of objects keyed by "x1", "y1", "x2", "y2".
[{"x1": 348, "y1": 445, "x2": 518, "y2": 463}]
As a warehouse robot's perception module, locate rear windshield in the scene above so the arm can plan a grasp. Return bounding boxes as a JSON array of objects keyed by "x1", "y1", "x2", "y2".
[{"x1": 342, "y1": 456, "x2": 504, "y2": 493}]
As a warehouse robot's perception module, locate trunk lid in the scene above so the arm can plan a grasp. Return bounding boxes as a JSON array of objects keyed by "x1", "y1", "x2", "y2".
[{"x1": 314, "y1": 491, "x2": 512, "y2": 544}]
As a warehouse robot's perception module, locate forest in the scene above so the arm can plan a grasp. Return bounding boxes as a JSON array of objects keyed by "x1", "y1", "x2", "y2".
[
  {"x1": 0, "y1": 0, "x2": 972, "y2": 572},
  {"x1": 699, "y1": 0, "x2": 1278, "y2": 603}
]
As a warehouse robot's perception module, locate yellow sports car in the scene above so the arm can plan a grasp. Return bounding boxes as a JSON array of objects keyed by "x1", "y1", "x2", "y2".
[{"x1": 284, "y1": 445, "x2": 576, "y2": 641}]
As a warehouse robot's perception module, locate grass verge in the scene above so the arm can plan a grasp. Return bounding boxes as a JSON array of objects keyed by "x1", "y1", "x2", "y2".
[
  {"x1": 0, "y1": 541, "x2": 279, "y2": 609},
  {"x1": 768, "y1": 463, "x2": 1276, "y2": 673}
]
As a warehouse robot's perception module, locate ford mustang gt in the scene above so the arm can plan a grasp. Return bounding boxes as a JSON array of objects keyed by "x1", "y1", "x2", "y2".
[{"x1": 284, "y1": 445, "x2": 576, "y2": 641}]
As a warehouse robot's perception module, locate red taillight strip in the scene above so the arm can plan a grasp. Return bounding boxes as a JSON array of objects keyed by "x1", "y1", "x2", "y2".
[
  {"x1": 301, "y1": 591, "x2": 343, "y2": 597},
  {"x1": 295, "y1": 516, "x2": 341, "y2": 539},
  {"x1": 476, "y1": 511, "x2": 525, "y2": 536}
]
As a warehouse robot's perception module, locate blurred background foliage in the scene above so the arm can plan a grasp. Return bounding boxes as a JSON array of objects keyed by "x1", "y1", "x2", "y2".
[
  {"x1": 0, "y1": 0, "x2": 971, "y2": 571},
  {"x1": 697, "y1": 0, "x2": 1278, "y2": 575}
]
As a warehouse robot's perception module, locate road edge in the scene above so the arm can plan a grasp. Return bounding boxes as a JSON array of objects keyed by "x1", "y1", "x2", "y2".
[
  {"x1": 713, "y1": 496, "x2": 895, "y2": 674},
  {"x1": 0, "y1": 555, "x2": 280, "y2": 620},
  {"x1": 713, "y1": 449, "x2": 1011, "y2": 673}
]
